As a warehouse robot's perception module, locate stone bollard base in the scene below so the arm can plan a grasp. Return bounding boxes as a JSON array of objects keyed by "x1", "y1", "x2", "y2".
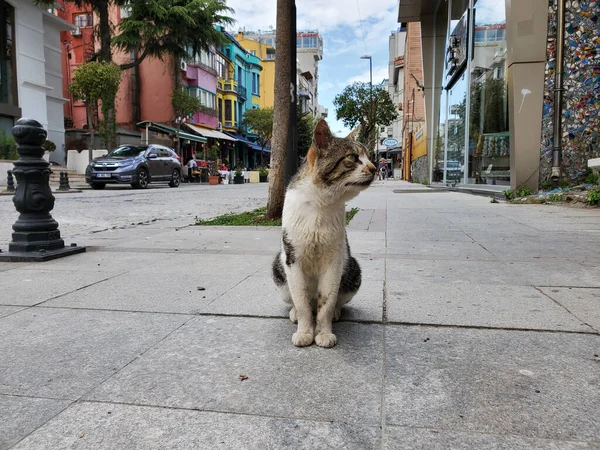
[{"x1": 0, "y1": 244, "x2": 86, "y2": 262}]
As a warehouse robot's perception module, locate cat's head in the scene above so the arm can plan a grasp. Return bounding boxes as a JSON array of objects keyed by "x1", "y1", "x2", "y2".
[{"x1": 306, "y1": 120, "x2": 377, "y2": 199}]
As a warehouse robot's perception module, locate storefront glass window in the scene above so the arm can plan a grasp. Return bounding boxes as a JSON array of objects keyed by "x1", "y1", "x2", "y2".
[
  {"x1": 446, "y1": 72, "x2": 467, "y2": 184},
  {"x1": 468, "y1": 0, "x2": 509, "y2": 185}
]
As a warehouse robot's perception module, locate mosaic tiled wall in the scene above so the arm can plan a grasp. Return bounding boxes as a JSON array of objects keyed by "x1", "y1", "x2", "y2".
[{"x1": 541, "y1": 0, "x2": 600, "y2": 184}]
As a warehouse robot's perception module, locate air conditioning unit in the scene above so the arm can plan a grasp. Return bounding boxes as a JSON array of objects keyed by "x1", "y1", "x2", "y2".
[
  {"x1": 71, "y1": 27, "x2": 81, "y2": 36},
  {"x1": 180, "y1": 60, "x2": 187, "y2": 71}
]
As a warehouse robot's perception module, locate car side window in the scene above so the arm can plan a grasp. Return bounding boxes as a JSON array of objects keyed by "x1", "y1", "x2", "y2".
[{"x1": 158, "y1": 148, "x2": 170, "y2": 158}]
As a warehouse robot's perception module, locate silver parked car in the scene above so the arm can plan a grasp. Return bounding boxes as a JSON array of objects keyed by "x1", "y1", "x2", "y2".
[{"x1": 85, "y1": 145, "x2": 182, "y2": 190}]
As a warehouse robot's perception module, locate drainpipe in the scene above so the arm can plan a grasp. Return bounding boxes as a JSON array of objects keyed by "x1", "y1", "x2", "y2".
[{"x1": 551, "y1": 0, "x2": 566, "y2": 182}]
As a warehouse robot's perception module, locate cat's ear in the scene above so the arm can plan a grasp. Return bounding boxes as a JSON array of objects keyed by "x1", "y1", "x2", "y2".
[{"x1": 313, "y1": 119, "x2": 333, "y2": 149}]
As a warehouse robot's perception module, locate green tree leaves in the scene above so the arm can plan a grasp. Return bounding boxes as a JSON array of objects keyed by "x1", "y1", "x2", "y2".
[{"x1": 333, "y1": 82, "x2": 398, "y2": 150}]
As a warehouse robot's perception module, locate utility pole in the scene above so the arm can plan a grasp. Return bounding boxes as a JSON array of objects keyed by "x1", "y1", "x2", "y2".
[{"x1": 361, "y1": 55, "x2": 373, "y2": 153}]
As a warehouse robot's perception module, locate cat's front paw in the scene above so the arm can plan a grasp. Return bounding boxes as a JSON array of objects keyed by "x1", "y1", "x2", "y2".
[
  {"x1": 315, "y1": 333, "x2": 337, "y2": 348},
  {"x1": 292, "y1": 332, "x2": 314, "y2": 347},
  {"x1": 289, "y1": 307, "x2": 298, "y2": 323}
]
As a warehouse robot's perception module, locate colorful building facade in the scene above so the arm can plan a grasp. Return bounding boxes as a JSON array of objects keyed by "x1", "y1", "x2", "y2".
[{"x1": 235, "y1": 32, "x2": 275, "y2": 109}]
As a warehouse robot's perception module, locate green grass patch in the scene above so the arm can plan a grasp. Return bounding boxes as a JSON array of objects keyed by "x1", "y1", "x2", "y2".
[
  {"x1": 345, "y1": 207, "x2": 359, "y2": 225},
  {"x1": 195, "y1": 207, "x2": 362, "y2": 227}
]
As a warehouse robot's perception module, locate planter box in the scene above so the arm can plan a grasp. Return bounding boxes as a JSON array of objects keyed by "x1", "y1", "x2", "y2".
[
  {"x1": 259, "y1": 174, "x2": 268, "y2": 183},
  {"x1": 208, "y1": 175, "x2": 220, "y2": 185},
  {"x1": 234, "y1": 175, "x2": 244, "y2": 185}
]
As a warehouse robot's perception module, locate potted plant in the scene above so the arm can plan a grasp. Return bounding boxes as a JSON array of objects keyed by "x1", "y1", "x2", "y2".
[
  {"x1": 234, "y1": 165, "x2": 244, "y2": 185},
  {"x1": 258, "y1": 166, "x2": 269, "y2": 183},
  {"x1": 207, "y1": 145, "x2": 220, "y2": 185}
]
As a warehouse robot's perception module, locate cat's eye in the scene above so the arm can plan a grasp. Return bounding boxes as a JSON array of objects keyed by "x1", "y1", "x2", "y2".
[{"x1": 347, "y1": 154, "x2": 359, "y2": 162}]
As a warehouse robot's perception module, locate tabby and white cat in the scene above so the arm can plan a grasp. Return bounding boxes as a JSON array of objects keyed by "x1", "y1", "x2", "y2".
[{"x1": 272, "y1": 120, "x2": 377, "y2": 348}]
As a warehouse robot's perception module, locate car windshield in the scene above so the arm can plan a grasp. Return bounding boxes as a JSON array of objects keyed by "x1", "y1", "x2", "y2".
[{"x1": 107, "y1": 146, "x2": 148, "y2": 157}]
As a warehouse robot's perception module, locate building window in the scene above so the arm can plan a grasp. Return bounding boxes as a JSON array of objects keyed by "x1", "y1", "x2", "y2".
[
  {"x1": 225, "y1": 100, "x2": 232, "y2": 121},
  {"x1": 0, "y1": 0, "x2": 17, "y2": 107},
  {"x1": 474, "y1": 29, "x2": 485, "y2": 43},
  {"x1": 73, "y1": 13, "x2": 92, "y2": 28},
  {"x1": 252, "y1": 73, "x2": 259, "y2": 95},
  {"x1": 218, "y1": 98, "x2": 223, "y2": 122},
  {"x1": 216, "y1": 54, "x2": 227, "y2": 79}
]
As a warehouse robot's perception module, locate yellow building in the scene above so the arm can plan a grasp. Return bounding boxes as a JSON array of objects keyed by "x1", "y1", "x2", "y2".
[{"x1": 235, "y1": 32, "x2": 275, "y2": 109}]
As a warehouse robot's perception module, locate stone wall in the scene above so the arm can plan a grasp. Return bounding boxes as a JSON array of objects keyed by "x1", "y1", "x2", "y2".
[
  {"x1": 541, "y1": 0, "x2": 600, "y2": 184},
  {"x1": 411, "y1": 155, "x2": 429, "y2": 184}
]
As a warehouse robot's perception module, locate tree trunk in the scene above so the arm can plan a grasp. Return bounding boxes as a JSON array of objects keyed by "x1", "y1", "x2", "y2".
[
  {"x1": 97, "y1": 0, "x2": 117, "y2": 149},
  {"x1": 266, "y1": 0, "x2": 292, "y2": 220},
  {"x1": 86, "y1": 102, "x2": 94, "y2": 163}
]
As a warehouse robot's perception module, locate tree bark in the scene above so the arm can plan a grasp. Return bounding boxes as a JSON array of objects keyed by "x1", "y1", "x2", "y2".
[
  {"x1": 97, "y1": 0, "x2": 118, "y2": 149},
  {"x1": 266, "y1": 0, "x2": 292, "y2": 219}
]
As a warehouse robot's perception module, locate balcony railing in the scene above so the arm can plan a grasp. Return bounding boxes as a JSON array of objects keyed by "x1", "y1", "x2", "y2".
[
  {"x1": 236, "y1": 85, "x2": 246, "y2": 98},
  {"x1": 220, "y1": 79, "x2": 238, "y2": 94}
]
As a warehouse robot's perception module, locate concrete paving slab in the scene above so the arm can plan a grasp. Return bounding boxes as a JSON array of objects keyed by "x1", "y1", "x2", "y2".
[
  {"x1": 0, "y1": 262, "x2": 28, "y2": 272},
  {"x1": 506, "y1": 260, "x2": 600, "y2": 288},
  {"x1": 87, "y1": 317, "x2": 384, "y2": 425},
  {"x1": 46, "y1": 254, "x2": 272, "y2": 314},
  {"x1": 386, "y1": 230, "x2": 475, "y2": 243},
  {"x1": 538, "y1": 287, "x2": 600, "y2": 332},
  {"x1": 0, "y1": 307, "x2": 190, "y2": 399},
  {"x1": 200, "y1": 274, "x2": 289, "y2": 318},
  {"x1": 12, "y1": 401, "x2": 380, "y2": 450},
  {"x1": 386, "y1": 240, "x2": 493, "y2": 259},
  {"x1": 204, "y1": 272, "x2": 384, "y2": 323},
  {"x1": 385, "y1": 426, "x2": 595, "y2": 449},
  {"x1": 117, "y1": 227, "x2": 282, "y2": 253},
  {"x1": 386, "y1": 259, "x2": 530, "y2": 286},
  {"x1": 0, "y1": 269, "x2": 119, "y2": 306},
  {"x1": 386, "y1": 281, "x2": 592, "y2": 331},
  {"x1": 0, "y1": 394, "x2": 71, "y2": 450},
  {"x1": 16, "y1": 250, "x2": 175, "y2": 274},
  {"x1": 0, "y1": 306, "x2": 25, "y2": 318},
  {"x1": 370, "y1": 209, "x2": 387, "y2": 231},
  {"x1": 347, "y1": 209, "x2": 374, "y2": 230},
  {"x1": 385, "y1": 326, "x2": 600, "y2": 442}
]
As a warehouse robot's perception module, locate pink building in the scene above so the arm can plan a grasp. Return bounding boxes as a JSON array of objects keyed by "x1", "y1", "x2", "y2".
[{"x1": 59, "y1": 2, "x2": 219, "y2": 146}]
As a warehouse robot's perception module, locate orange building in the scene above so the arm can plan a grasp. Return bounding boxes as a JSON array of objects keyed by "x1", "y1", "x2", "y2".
[{"x1": 402, "y1": 22, "x2": 427, "y2": 182}]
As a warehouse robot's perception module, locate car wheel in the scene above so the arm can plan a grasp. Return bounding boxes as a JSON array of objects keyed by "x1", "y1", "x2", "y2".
[
  {"x1": 134, "y1": 168, "x2": 149, "y2": 189},
  {"x1": 169, "y1": 169, "x2": 181, "y2": 188},
  {"x1": 90, "y1": 182, "x2": 106, "y2": 190}
]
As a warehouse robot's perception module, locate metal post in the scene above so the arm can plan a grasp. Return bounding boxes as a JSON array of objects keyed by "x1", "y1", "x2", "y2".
[
  {"x1": 6, "y1": 170, "x2": 15, "y2": 192},
  {"x1": 58, "y1": 171, "x2": 71, "y2": 191},
  {"x1": 551, "y1": 0, "x2": 566, "y2": 182},
  {"x1": 0, "y1": 119, "x2": 85, "y2": 261},
  {"x1": 284, "y1": 0, "x2": 298, "y2": 186}
]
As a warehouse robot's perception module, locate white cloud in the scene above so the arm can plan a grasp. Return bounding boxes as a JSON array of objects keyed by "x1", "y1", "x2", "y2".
[
  {"x1": 347, "y1": 65, "x2": 389, "y2": 85},
  {"x1": 227, "y1": 0, "x2": 397, "y2": 34}
]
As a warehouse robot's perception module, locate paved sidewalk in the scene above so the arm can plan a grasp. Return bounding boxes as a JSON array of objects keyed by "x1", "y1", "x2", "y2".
[{"x1": 1, "y1": 180, "x2": 599, "y2": 449}]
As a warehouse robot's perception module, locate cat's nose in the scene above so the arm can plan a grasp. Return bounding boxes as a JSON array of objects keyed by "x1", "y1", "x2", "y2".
[{"x1": 365, "y1": 163, "x2": 376, "y2": 175}]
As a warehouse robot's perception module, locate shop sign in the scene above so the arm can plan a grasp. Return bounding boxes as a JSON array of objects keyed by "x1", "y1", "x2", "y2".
[{"x1": 383, "y1": 138, "x2": 399, "y2": 147}]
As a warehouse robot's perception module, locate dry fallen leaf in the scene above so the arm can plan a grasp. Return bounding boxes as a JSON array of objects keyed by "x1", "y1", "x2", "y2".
[{"x1": 239, "y1": 375, "x2": 249, "y2": 381}]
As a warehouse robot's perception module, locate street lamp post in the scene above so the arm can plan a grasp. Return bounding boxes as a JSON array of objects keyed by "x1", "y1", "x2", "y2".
[
  {"x1": 175, "y1": 116, "x2": 187, "y2": 156},
  {"x1": 361, "y1": 55, "x2": 373, "y2": 155}
]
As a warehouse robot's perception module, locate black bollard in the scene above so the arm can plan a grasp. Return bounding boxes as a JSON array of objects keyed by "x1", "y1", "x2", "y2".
[
  {"x1": 0, "y1": 118, "x2": 85, "y2": 261},
  {"x1": 58, "y1": 171, "x2": 70, "y2": 191},
  {"x1": 6, "y1": 170, "x2": 15, "y2": 192}
]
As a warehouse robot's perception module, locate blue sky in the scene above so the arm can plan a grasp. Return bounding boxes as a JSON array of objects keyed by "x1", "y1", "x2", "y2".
[{"x1": 226, "y1": 0, "x2": 400, "y2": 136}]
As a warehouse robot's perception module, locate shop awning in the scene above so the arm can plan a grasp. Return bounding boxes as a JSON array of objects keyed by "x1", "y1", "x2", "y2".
[
  {"x1": 185, "y1": 123, "x2": 237, "y2": 142},
  {"x1": 381, "y1": 147, "x2": 403, "y2": 154},
  {"x1": 136, "y1": 121, "x2": 207, "y2": 143},
  {"x1": 224, "y1": 132, "x2": 270, "y2": 153}
]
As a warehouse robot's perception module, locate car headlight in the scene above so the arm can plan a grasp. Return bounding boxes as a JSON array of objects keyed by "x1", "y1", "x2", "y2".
[{"x1": 119, "y1": 161, "x2": 134, "y2": 168}]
